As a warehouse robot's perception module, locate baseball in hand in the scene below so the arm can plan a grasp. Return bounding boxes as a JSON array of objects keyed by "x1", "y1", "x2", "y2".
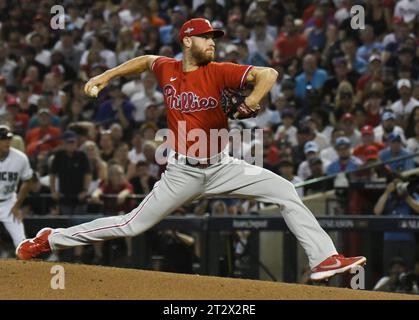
[{"x1": 90, "y1": 85, "x2": 99, "y2": 97}]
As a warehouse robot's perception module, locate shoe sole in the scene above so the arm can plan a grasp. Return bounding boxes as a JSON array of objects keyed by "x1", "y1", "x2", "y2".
[
  {"x1": 310, "y1": 257, "x2": 367, "y2": 281},
  {"x1": 15, "y1": 227, "x2": 53, "y2": 260}
]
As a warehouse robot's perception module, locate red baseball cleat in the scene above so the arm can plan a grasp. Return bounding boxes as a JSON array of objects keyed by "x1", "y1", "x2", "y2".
[
  {"x1": 16, "y1": 228, "x2": 53, "y2": 260},
  {"x1": 310, "y1": 254, "x2": 367, "y2": 281}
]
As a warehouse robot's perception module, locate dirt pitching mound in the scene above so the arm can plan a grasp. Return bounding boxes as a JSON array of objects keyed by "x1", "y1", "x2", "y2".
[{"x1": 0, "y1": 260, "x2": 417, "y2": 300}]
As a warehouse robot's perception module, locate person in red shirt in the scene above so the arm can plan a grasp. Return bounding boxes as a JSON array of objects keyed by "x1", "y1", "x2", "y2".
[
  {"x1": 91, "y1": 164, "x2": 135, "y2": 216},
  {"x1": 353, "y1": 125, "x2": 386, "y2": 161},
  {"x1": 18, "y1": 18, "x2": 365, "y2": 281},
  {"x1": 25, "y1": 108, "x2": 62, "y2": 156},
  {"x1": 273, "y1": 19, "x2": 307, "y2": 66}
]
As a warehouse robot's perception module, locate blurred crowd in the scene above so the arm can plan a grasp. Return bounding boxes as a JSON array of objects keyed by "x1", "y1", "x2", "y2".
[{"x1": 1, "y1": 0, "x2": 419, "y2": 289}]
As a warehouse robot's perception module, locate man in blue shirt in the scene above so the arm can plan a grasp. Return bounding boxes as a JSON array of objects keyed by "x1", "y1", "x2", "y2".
[
  {"x1": 295, "y1": 54, "x2": 328, "y2": 99},
  {"x1": 356, "y1": 25, "x2": 383, "y2": 63},
  {"x1": 94, "y1": 84, "x2": 134, "y2": 128},
  {"x1": 374, "y1": 177, "x2": 419, "y2": 270},
  {"x1": 379, "y1": 133, "x2": 415, "y2": 173},
  {"x1": 327, "y1": 136, "x2": 362, "y2": 175}
]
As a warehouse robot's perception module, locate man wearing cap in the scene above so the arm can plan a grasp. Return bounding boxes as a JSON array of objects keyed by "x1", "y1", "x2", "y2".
[
  {"x1": 339, "y1": 112, "x2": 362, "y2": 147},
  {"x1": 298, "y1": 140, "x2": 330, "y2": 181},
  {"x1": 326, "y1": 136, "x2": 362, "y2": 175},
  {"x1": 374, "y1": 110, "x2": 406, "y2": 144},
  {"x1": 379, "y1": 132, "x2": 415, "y2": 173},
  {"x1": 19, "y1": 18, "x2": 367, "y2": 281},
  {"x1": 319, "y1": 128, "x2": 345, "y2": 163},
  {"x1": 353, "y1": 125, "x2": 385, "y2": 162},
  {"x1": 305, "y1": 156, "x2": 327, "y2": 189},
  {"x1": 0, "y1": 125, "x2": 33, "y2": 250},
  {"x1": 49, "y1": 130, "x2": 91, "y2": 215},
  {"x1": 25, "y1": 108, "x2": 62, "y2": 156},
  {"x1": 390, "y1": 79, "x2": 419, "y2": 121}
]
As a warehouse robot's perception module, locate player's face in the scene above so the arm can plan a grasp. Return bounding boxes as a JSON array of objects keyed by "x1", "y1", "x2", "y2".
[
  {"x1": 0, "y1": 138, "x2": 11, "y2": 154},
  {"x1": 190, "y1": 33, "x2": 216, "y2": 66}
]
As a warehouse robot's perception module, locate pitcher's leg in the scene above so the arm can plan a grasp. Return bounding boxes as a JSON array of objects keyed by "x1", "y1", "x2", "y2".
[
  {"x1": 204, "y1": 159, "x2": 337, "y2": 268},
  {"x1": 49, "y1": 164, "x2": 204, "y2": 251}
]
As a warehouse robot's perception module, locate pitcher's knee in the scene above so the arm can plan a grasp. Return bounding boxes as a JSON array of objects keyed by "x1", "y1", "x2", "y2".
[{"x1": 270, "y1": 177, "x2": 300, "y2": 199}]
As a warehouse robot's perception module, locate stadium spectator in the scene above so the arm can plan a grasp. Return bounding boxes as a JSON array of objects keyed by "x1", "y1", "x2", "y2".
[
  {"x1": 356, "y1": 25, "x2": 384, "y2": 63},
  {"x1": 406, "y1": 120, "x2": 419, "y2": 166},
  {"x1": 373, "y1": 256, "x2": 409, "y2": 293},
  {"x1": 98, "y1": 129, "x2": 115, "y2": 162},
  {"x1": 323, "y1": 57, "x2": 358, "y2": 101},
  {"x1": 303, "y1": 156, "x2": 328, "y2": 195},
  {"x1": 339, "y1": 112, "x2": 362, "y2": 147},
  {"x1": 274, "y1": 108, "x2": 298, "y2": 147},
  {"x1": 295, "y1": 53, "x2": 328, "y2": 99},
  {"x1": 22, "y1": 173, "x2": 56, "y2": 216},
  {"x1": 129, "y1": 160, "x2": 157, "y2": 196},
  {"x1": 326, "y1": 136, "x2": 362, "y2": 175},
  {"x1": 25, "y1": 108, "x2": 62, "y2": 156},
  {"x1": 130, "y1": 72, "x2": 163, "y2": 123},
  {"x1": 116, "y1": 27, "x2": 140, "y2": 64},
  {"x1": 273, "y1": 17, "x2": 307, "y2": 66},
  {"x1": 319, "y1": 128, "x2": 345, "y2": 163},
  {"x1": 94, "y1": 84, "x2": 134, "y2": 129},
  {"x1": 300, "y1": 115, "x2": 328, "y2": 150},
  {"x1": 379, "y1": 133, "x2": 415, "y2": 173},
  {"x1": 49, "y1": 130, "x2": 91, "y2": 215},
  {"x1": 111, "y1": 143, "x2": 135, "y2": 178},
  {"x1": 391, "y1": 79, "x2": 419, "y2": 124},
  {"x1": 374, "y1": 111, "x2": 406, "y2": 144},
  {"x1": 0, "y1": 42, "x2": 17, "y2": 86},
  {"x1": 80, "y1": 141, "x2": 108, "y2": 195},
  {"x1": 374, "y1": 176, "x2": 419, "y2": 270},
  {"x1": 353, "y1": 125, "x2": 386, "y2": 162},
  {"x1": 5, "y1": 95, "x2": 29, "y2": 136},
  {"x1": 298, "y1": 140, "x2": 327, "y2": 181},
  {"x1": 340, "y1": 37, "x2": 367, "y2": 75}
]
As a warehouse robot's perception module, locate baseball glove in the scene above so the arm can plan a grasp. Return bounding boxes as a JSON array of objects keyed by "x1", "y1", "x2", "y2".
[{"x1": 221, "y1": 88, "x2": 260, "y2": 120}]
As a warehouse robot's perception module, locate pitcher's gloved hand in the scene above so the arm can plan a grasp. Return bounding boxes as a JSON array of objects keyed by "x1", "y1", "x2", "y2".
[{"x1": 221, "y1": 88, "x2": 260, "y2": 120}]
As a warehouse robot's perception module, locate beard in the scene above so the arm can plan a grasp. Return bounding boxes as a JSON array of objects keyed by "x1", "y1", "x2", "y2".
[{"x1": 190, "y1": 43, "x2": 215, "y2": 66}]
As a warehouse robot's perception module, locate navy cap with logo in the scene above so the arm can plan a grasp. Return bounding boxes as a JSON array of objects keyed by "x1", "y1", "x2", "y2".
[
  {"x1": 62, "y1": 130, "x2": 77, "y2": 143},
  {"x1": 0, "y1": 125, "x2": 13, "y2": 140}
]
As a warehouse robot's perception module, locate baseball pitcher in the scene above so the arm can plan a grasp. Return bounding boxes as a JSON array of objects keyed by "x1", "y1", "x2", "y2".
[{"x1": 17, "y1": 19, "x2": 366, "y2": 281}]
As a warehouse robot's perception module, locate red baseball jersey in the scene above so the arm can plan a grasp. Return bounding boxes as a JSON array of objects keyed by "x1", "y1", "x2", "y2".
[{"x1": 151, "y1": 57, "x2": 252, "y2": 158}]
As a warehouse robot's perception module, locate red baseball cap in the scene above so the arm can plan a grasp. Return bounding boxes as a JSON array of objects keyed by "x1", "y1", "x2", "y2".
[
  {"x1": 179, "y1": 18, "x2": 225, "y2": 43},
  {"x1": 364, "y1": 145, "x2": 378, "y2": 161},
  {"x1": 341, "y1": 112, "x2": 354, "y2": 122},
  {"x1": 361, "y1": 125, "x2": 374, "y2": 136},
  {"x1": 6, "y1": 95, "x2": 18, "y2": 106}
]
